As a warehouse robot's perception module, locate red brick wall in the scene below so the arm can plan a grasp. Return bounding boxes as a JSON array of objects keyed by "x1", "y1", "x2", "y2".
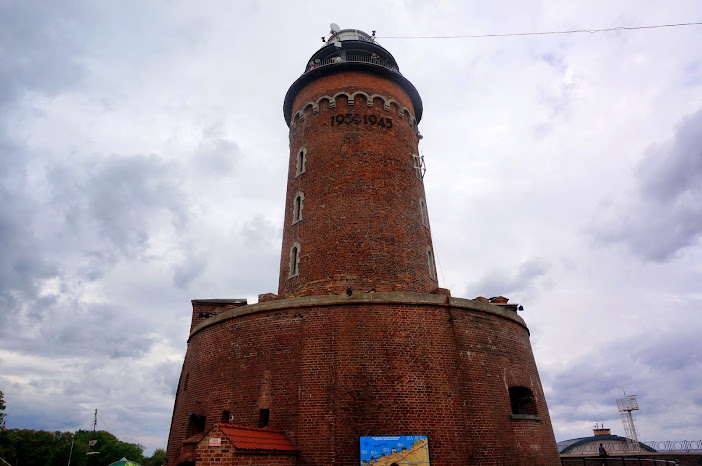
[
  {"x1": 228, "y1": 456, "x2": 296, "y2": 466},
  {"x1": 197, "y1": 427, "x2": 233, "y2": 466},
  {"x1": 278, "y1": 71, "x2": 436, "y2": 298},
  {"x1": 166, "y1": 295, "x2": 561, "y2": 466}
]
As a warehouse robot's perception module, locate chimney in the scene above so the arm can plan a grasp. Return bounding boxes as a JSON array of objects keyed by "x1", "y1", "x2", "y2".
[{"x1": 593, "y1": 426, "x2": 611, "y2": 436}]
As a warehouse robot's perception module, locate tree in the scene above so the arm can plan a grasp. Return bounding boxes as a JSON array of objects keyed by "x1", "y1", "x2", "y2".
[
  {"x1": 74, "y1": 430, "x2": 145, "y2": 466},
  {"x1": 143, "y1": 448, "x2": 166, "y2": 466},
  {"x1": 0, "y1": 390, "x2": 6, "y2": 424},
  {"x1": 0, "y1": 428, "x2": 145, "y2": 466}
]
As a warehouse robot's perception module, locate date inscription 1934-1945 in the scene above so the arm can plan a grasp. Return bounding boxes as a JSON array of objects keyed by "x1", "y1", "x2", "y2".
[{"x1": 330, "y1": 113, "x2": 393, "y2": 128}]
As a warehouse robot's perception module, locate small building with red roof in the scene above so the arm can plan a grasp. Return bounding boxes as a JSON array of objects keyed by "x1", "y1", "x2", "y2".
[{"x1": 195, "y1": 423, "x2": 298, "y2": 466}]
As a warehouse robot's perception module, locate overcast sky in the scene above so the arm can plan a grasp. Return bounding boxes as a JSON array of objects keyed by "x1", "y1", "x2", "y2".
[{"x1": 1, "y1": 0, "x2": 701, "y2": 454}]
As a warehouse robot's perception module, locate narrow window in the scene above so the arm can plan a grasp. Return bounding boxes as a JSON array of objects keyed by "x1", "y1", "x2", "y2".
[
  {"x1": 221, "y1": 410, "x2": 230, "y2": 423},
  {"x1": 419, "y1": 199, "x2": 428, "y2": 227},
  {"x1": 427, "y1": 247, "x2": 437, "y2": 281},
  {"x1": 509, "y1": 386, "x2": 537, "y2": 415},
  {"x1": 296, "y1": 148, "x2": 306, "y2": 176},
  {"x1": 184, "y1": 373, "x2": 189, "y2": 391},
  {"x1": 258, "y1": 408, "x2": 270, "y2": 428},
  {"x1": 292, "y1": 192, "x2": 304, "y2": 224},
  {"x1": 289, "y1": 242, "x2": 301, "y2": 278}
]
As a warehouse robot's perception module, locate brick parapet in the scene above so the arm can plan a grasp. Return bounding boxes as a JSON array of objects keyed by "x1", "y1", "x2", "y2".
[
  {"x1": 191, "y1": 299, "x2": 248, "y2": 332},
  {"x1": 188, "y1": 292, "x2": 528, "y2": 340}
]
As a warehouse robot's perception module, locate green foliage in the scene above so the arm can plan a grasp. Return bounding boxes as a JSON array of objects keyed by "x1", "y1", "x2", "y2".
[
  {"x1": 142, "y1": 449, "x2": 166, "y2": 466},
  {"x1": 0, "y1": 429, "x2": 146, "y2": 466},
  {"x1": 0, "y1": 390, "x2": 6, "y2": 424}
]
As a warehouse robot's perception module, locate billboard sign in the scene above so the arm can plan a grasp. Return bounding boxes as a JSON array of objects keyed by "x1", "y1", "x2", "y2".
[{"x1": 359, "y1": 435, "x2": 430, "y2": 465}]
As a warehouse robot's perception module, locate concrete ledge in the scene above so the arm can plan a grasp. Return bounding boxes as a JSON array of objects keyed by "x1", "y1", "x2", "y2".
[
  {"x1": 191, "y1": 298, "x2": 247, "y2": 305},
  {"x1": 189, "y1": 292, "x2": 528, "y2": 340},
  {"x1": 511, "y1": 414, "x2": 542, "y2": 421}
]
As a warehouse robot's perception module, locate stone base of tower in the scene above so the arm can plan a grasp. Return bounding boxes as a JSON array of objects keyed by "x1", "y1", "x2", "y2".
[{"x1": 166, "y1": 293, "x2": 560, "y2": 466}]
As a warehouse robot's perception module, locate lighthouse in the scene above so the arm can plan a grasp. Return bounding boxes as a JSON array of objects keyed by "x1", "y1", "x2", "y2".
[
  {"x1": 279, "y1": 26, "x2": 434, "y2": 299},
  {"x1": 166, "y1": 25, "x2": 561, "y2": 466}
]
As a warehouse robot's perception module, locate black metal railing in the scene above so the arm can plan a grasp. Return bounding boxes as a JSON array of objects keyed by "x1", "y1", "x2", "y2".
[
  {"x1": 564, "y1": 440, "x2": 702, "y2": 455},
  {"x1": 645, "y1": 440, "x2": 702, "y2": 453},
  {"x1": 304, "y1": 54, "x2": 401, "y2": 75},
  {"x1": 561, "y1": 457, "x2": 679, "y2": 465}
]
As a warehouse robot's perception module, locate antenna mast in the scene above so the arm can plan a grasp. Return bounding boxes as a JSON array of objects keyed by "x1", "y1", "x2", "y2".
[
  {"x1": 616, "y1": 392, "x2": 640, "y2": 452},
  {"x1": 87, "y1": 409, "x2": 100, "y2": 456}
]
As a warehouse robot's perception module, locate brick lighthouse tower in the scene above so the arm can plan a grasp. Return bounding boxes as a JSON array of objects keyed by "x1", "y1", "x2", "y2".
[
  {"x1": 166, "y1": 25, "x2": 560, "y2": 466},
  {"x1": 279, "y1": 26, "x2": 434, "y2": 298}
]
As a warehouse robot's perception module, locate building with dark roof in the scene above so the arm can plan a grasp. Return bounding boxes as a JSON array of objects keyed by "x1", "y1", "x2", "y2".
[{"x1": 558, "y1": 427, "x2": 657, "y2": 455}]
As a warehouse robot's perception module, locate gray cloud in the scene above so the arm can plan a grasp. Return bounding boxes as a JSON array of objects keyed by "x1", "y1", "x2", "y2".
[
  {"x1": 547, "y1": 329, "x2": 702, "y2": 437},
  {"x1": 0, "y1": 150, "x2": 189, "y2": 283},
  {"x1": 466, "y1": 258, "x2": 550, "y2": 299},
  {"x1": 172, "y1": 247, "x2": 208, "y2": 289},
  {"x1": 149, "y1": 360, "x2": 183, "y2": 398},
  {"x1": 1, "y1": 300, "x2": 156, "y2": 359},
  {"x1": 241, "y1": 214, "x2": 281, "y2": 248},
  {"x1": 592, "y1": 108, "x2": 702, "y2": 261},
  {"x1": 0, "y1": 145, "x2": 192, "y2": 364},
  {"x1": 191, "y1": 123, "x2": 240, "y2": 176},
  {"x1": 0, "y1": 1, "x2": 87, "y2": 108},
  {"x1": 84, "y1": 154, "x2": 189, "y2": 250}
]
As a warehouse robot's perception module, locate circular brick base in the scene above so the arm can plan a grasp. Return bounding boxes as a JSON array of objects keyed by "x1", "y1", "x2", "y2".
[{"x1": 166, "y1": 293, "x2": 560, "y2": 466}]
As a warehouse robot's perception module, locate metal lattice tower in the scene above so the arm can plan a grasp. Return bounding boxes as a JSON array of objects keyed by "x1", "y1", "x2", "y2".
[{"x1": 617, "y1": 393, "x2": 640, "y2": 452}]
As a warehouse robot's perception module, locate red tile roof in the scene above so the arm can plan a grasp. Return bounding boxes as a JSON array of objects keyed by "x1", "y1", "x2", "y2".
[{"x1": 216, "y1": 423, "x2": 298, "y2": 452}]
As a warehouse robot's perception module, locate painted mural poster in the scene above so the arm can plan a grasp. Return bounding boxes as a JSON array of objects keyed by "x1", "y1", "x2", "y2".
[{"x1": 359, "y1": 435, "x2": 430, "y2": 466}]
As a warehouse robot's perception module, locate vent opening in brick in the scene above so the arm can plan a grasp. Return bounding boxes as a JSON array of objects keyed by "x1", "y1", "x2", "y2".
[{"x1": 258, "y1": 408, "x2": 270, "y2": 428}]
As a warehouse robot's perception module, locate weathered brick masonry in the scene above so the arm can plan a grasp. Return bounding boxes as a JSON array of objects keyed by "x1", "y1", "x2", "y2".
[
  {"x1": 280, "y1": 71, "x2": 434, "y2": 298},
  {"x1": 166, "y1": 27, "x2": 560, "y2": 465},
  {"x1": 169, "y1": 294, "x2": 560, "y2": 465}
]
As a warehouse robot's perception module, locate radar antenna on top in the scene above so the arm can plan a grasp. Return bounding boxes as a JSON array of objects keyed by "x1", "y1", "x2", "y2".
[{"x1": 330, "y1": 23, "x2": 340, "y2": 34}]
